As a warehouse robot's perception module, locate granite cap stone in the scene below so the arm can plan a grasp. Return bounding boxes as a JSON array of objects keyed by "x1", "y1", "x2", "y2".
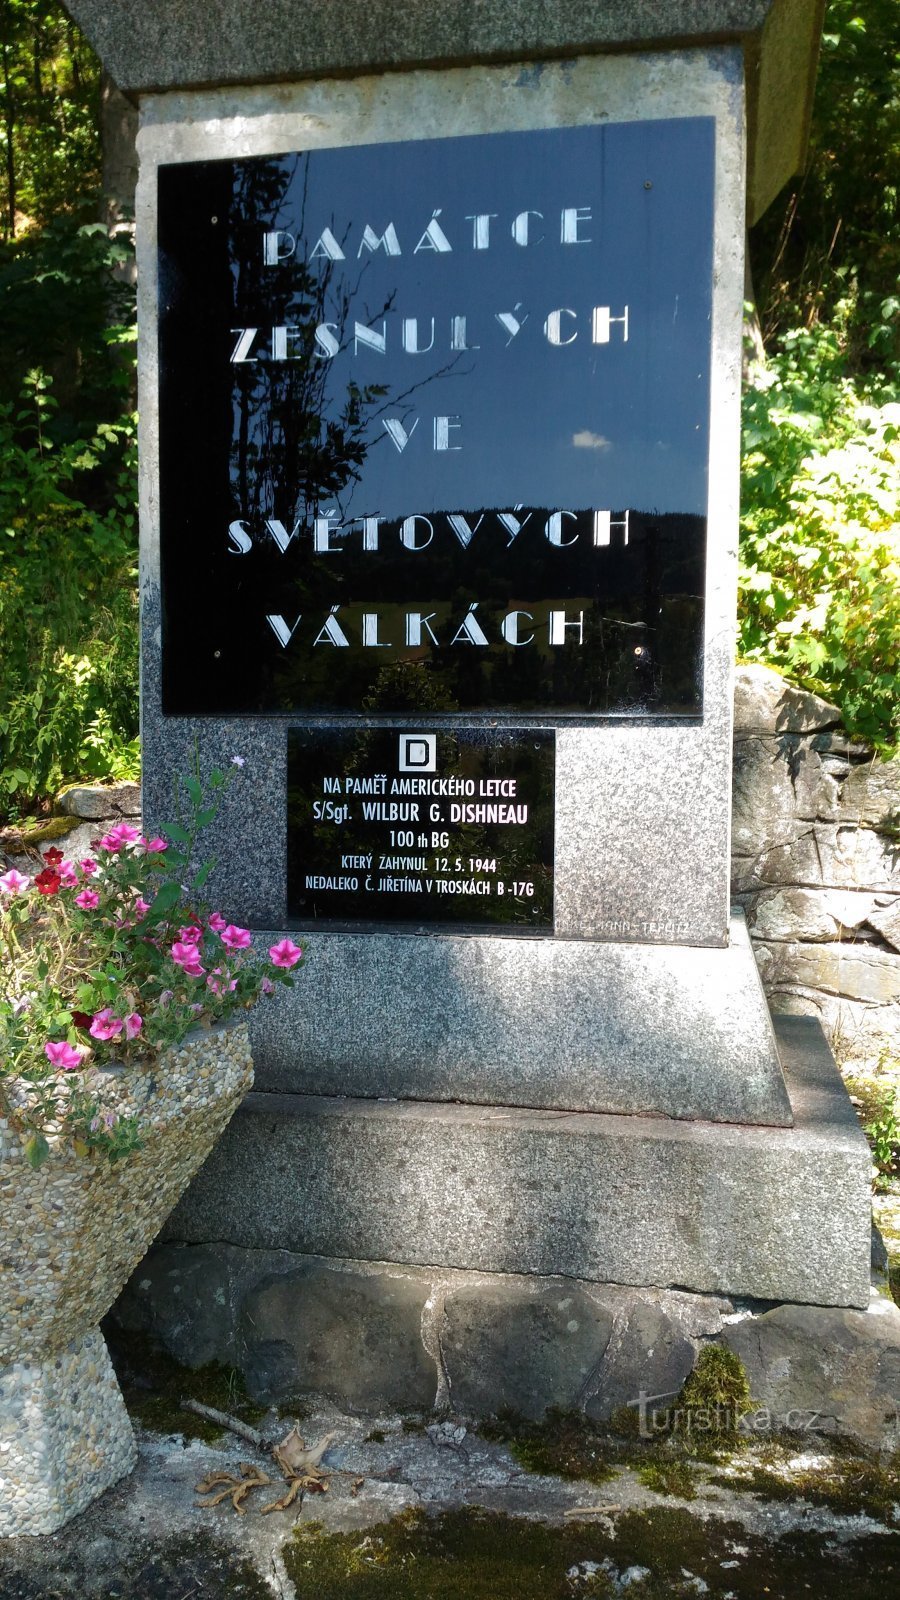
[{"x1": 63, "y1": 0, "x2": 823, "y2": 221}]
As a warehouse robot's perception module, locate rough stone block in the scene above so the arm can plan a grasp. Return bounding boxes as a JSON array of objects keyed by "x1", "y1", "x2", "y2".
[
  {"x1": 163, "y1": 1016, "x2": 871, "y2": 1308},
  {"x1": 113, "y1": 1239, "x2": 246, "y2": 1369},
  {"x1": 731, "y1": 736, "x2": 801, "y2": 856},
  {"x1": 441, "y1": 1281, "x2": 613, "y2": 1420},
  {"x1": 749, "y1": 823, "x2": 900, "y2": 894},
  {"x1": 239, "y1": 1265, "x2": 437, "y2": 1408},
  {"x1": 584, "y1": 1292, "x2": 720, "y2": 1421},
  {"x1": 745, "y1": 887, "x2": 878, "y2": 942},
  {"x1": 840, "y1": 754, "x2": 900, "y2": 828},
  {"x1": 732, "y1": 666, "x2": 840, "y2": 737},
  {"x1": 867, "y1": 898, "x2": 900, "y2": 955},
  {"x1": 723, "y1": 1298, "x2": 900, "y2": 1452},
  {"x1": 111, "y1": 1245, "x2": 733, "y2": 1422},
  {"x1": 754, "y1": 941, "x2": 900, "y2": 1006},
  {"x1": 57, "y1": 783, "x2": 141, "y2": 820}
]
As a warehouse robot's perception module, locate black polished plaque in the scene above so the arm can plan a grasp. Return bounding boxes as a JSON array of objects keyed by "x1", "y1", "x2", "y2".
[
  {"x1": 158, "y1": 118, "x2": 714, "y2": 718},
  {"x1": 287, "y1": 728, "x2": 555, "y2": 930}
]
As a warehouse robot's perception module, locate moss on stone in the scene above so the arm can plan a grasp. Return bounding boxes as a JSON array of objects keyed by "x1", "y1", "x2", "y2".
[
  {"x1": 19, "y1": 814, "x2": 80, "y2": 845},
  {"x1": 637, "y1": 1458, "x2": 698, "y2": 1499},
  {"x1": 710, "y1": 1442, "x2": 900, "y2": 1523},
  {"x1": 281, "y1": 1504, "x2": 900, "y2": 1598},
  {"x1": 656, "y1": 1344, "x2": 754, "y2": 1445},
  {"x1": 479, "y1": 1408, "x2": 620, "y2": 1485},
  {"x1": 103, "y1": 1323, "x2": 267, "y2": 1442}
]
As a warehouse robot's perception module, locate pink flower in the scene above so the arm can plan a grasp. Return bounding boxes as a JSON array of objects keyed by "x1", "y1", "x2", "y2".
[
  {"x1": 79, "y1": 857, "x2": 99, "y2": 876},
  {"x1": 170, "y1": 941, "x2": 205, "y2": 977},
  {"x1": 261, "y1": 976, "x2": 275, "y2": 995},
  {"x1": 144, "y1": 836, "x2": 168, "y2": 853},
  {"x1": 75, "y1": 888, "x2": 100, "y2": 910},
  {"x1": 206, "y1": 967, "x2": 238, "y2": 996},
  {"x1": 220, "y1": 924, "x2": 252, "y2": 951},
  {"x1": 0, "y1": 869, "x2": 30, "y2": 895},
  {"x1": 177, "y1": 925, "x2": 203, "y2": 945},
  {"x1": 98, "y1": 822, "x2": 142, "y2": 852},
  {"x1": 58, "y1": 860, "x2": 79, "y2": 887},
  {"x1": 159, "y1": 989, "x2": 174, "y2": 1006},
  {"x1": 268, "y1": 938, "x2": 303, "y2": 969},
  {"x1": 110, "y1": 822, "x2": 142, "y2": 845},
  {"x1": 44, "y1": 1040, "x2": 84, "y2": 1072},
  {"x1": 124, "y1": 1013, "x2": 143, "y2": 1040},
  {"x1": 89, "y1": 1009, "x2": 124, "y2": 1042},
  {"x1": 134, "y1": 897, "x2": 151, "y2": 919},
  {"x1": 97, "y1": 832, "x2": 121, "y2": 853},
  {"x1": 189, "y1": 1002, "x2": 204, "y2": 1015},
  {"x1": 207, "y1": 912, "x2": 227, "y2": 932}
]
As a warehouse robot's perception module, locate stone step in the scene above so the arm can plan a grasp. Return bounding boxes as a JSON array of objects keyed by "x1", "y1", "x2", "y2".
[
  {"x1": 248, "y1": 912, "x2": 793, "y2": 1126},
  {"x1": 165, "y1": 1015, "x2": 870, "y2": 1308}
]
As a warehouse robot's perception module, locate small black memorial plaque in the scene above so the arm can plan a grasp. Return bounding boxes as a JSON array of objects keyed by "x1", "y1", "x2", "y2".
[
  {"x1": 287, "y1": 728, "x2": 555, "y2": 930},
  {"x1": 158, "y1": 118, "x2": 713, "y2": 718}
]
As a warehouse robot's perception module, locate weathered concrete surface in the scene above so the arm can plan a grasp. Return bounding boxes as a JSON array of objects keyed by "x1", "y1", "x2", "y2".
[
  {"x1": 152, "y1": 1016, "x2": 869, "y2": 1309},
  {"x1": 0, "y1": 1388, "x2": 896, "y2": 1596},
  {"x1": 733, "y1": 665, "x2": 900, "y2": 1066}
]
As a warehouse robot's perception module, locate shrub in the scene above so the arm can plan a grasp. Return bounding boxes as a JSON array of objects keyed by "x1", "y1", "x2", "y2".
[
  {"x1": 0, "y1": 364, "x2": 138, "y2": 814},
  {"x1": 739, "y1": 315, "x2": 900, "y2": 751}
]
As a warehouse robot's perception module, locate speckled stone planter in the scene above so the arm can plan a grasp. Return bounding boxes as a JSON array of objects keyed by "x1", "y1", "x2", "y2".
[{"x1": 0, "y1": 1020, "x2": 254, "y2": 1536}]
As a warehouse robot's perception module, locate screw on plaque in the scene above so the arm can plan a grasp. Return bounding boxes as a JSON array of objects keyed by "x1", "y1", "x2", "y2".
[
  {"x1": 644, "y1": 180, "x2": 653, "y2": 190},
  {"x1": 211, "y1": 215, "x2": 218, "y2": 224},
  {"x1": 214, "y1": 650, "x2": 222, "y2": 659}
]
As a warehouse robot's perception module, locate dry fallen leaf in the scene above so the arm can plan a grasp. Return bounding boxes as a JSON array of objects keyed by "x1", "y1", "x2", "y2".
[
  {"x1": 272, "y1": 1426, "x2": 337, "y2": 1478},
  {"x1": 195, "y1": 1462, "x2": 272, "y2": 1514}
]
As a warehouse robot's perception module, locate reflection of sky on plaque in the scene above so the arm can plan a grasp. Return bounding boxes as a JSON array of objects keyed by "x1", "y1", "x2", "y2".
[{"x1": 227, "y1": 119, "x2": 714, "y2": 524}]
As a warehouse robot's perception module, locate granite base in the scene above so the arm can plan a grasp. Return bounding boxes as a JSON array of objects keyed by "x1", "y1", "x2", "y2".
[{"x1": 163, "y1": 1016, "x2": 870, "y2": 1308}]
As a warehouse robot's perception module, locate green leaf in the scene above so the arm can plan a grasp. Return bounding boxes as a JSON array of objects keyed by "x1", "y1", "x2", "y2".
[
  {"x1": 161, "y1": 822, "x2": 190, "y2": 845},
  {"x1": 149, "y1": 881, "x2": 182, "y2": 914},
  {"x1": 184, "y1": 776, "x2": 203, "y2": 805},
  {"x1": 191, "y1": 860, "x2": 214, "y2": 891},
  {"x1": 24, "y1": 1133, "x2": 50, "y2": 1170}
]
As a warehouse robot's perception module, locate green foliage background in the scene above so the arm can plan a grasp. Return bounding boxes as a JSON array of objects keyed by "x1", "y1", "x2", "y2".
[
  {"x1": 742, "y1": 0, "x2": 900, "y2": 751},
  {"x1": 0, "y1": 0, "x2": 896, "y2": 820},
  {"x1": 0, "y1": 2, "x2": 138, "y2": 817}
]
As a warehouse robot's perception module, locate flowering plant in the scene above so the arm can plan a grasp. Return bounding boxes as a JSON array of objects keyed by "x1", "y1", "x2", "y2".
[{"x1": 0, "y1": 759, "x2": 303, "y2": 1168}]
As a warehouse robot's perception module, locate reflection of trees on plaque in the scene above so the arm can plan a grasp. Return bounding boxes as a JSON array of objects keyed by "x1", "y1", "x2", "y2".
[
  {"x1": 227, "y1": 155, "x2": 391, "y2": 532},
  {"x1": 226, "y1": 154, "x2": 463, "y2": 537}
]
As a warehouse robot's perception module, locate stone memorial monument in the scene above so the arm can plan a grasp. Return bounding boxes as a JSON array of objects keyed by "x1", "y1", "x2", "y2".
[{"x1": 65, "y1": 0, "x2": 874, "y2": 1412}]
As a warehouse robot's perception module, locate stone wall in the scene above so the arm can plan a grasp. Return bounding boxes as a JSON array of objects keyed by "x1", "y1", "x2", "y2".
[{"x1": 733, "y1": 666, "x2": 900, "y2": 1067}]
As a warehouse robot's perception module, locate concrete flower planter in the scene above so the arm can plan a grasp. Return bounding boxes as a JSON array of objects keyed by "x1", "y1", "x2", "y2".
[{"x1": 0, "y1": 1020, "x2": 254, "y2": 1536}]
